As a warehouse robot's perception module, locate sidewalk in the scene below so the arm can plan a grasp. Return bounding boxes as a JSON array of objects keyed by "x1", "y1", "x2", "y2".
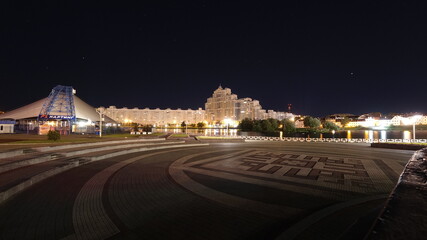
[{"x1": 367, "y1": 148, "x2": 427, "y2": 239}]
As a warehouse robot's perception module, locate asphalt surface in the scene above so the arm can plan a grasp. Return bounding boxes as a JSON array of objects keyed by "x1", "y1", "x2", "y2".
[{"x1": 0, "y1": 142, "x2": 414, "y2": 240}]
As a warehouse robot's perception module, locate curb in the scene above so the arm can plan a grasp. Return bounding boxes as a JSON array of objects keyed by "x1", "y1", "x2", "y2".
[
  {"x1": 0, "y1": 138, "x2": 166, "y2": 159},
  {"x1": 0, "y1": 141, "x2": 184, "y2": 174},
  {"x1": 365, "y1": 147, "x2": 427, "y2": 239},
  {"x1": 370, "y1": 143, "x2": 425, "y2": 150}
]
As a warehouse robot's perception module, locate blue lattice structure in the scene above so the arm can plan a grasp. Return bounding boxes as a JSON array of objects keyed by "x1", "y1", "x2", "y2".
[{"x1": 38, "y1": 85, "x2": 76, "y2": 122}]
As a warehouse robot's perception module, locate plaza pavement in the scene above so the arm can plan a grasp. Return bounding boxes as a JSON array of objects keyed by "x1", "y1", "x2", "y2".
[{"x1": 0, "y1": 141, "x2": 414, "y2": 240}]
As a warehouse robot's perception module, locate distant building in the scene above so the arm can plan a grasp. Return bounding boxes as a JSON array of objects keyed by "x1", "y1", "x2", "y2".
[
  {"x1": 390, "y1": 116, "x2": 403, "y2": 126},
  {"x1": 0, "y1": 120, "x2": 15, "y2": 133},
  {"x1": 266, "y1": 110, "x2": 294, "y2": 121},
  {"x1": 205, "y1": 86, "x2": 258, "y2": 123},
  {"x1": 0, "y1": 85, "x2": 114, "y2": 135},
  {"x1": 100, "y1": 106, "x2": 205, "y2": 126},
  {"x1": 346, "y1": 114, "x2": 427, "y2": 128},
  {"x1": 295, "y1": 119, "x2": 305, "y2": 128},
  {"x1": 204, "y1": 86, "x2": 293, "y2": 124},
  {"x1": 101, "y1": 86, "x2": 296, "y2": 127},
  {"x1": 417, "y1": 116, "x2": 427, "y2": 125}
]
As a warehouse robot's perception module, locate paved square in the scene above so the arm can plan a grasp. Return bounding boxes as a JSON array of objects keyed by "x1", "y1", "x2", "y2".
[{"x1": 176, "y1": 150, "x2": 400, "y2": 201}]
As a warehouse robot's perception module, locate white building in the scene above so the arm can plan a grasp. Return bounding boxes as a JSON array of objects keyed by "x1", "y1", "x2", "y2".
[
  {"x1": 0, "y1": 87, "x2": 114, "y2": 135},
  {"x1": 100, "y1": 106, "x2": 205, "y2": 126},
  {"x1": 101, "y1": 86, "x2": 296, "y2": 127},
  {"x1": 266, "y1": 110, "x2": 294, "y2": 121},
  {"x1": 416, "y1": 116, "x2": 427, "y2": 125},
  {"x1": 390, "y1": 115, "x2": 427, "y2": 126},
  {"x1": 0, "y1": 120, "x2": 15, "y2": 133},
  {"x1": 390, "y1": 116, "x2": 403, "y2": 126},
  {"x1": 205, "y1": 86, "x2": 293, "y2": 123}
]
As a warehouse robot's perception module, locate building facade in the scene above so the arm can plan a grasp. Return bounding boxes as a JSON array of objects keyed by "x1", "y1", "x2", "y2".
[
  {"x1": 205, "y1": 86, "x2": 293, "y2": 123},
  {"x1": 100, "y1": 86, "x2": 295, "y2": 127},
  {"x1": 100, "y1": 106, "x2": 205, "y2": 126}
]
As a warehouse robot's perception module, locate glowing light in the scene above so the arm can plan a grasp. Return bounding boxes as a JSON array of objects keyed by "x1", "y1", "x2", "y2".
[
  {"x1": 77, "y1": 121, "x2": 88, "y2": 127},
  {"x1": 412, "y1": 115, "x2": 422, "y2": 124},
  {"x1": 403, "y1": 131, "x2": 411, "y2": 140},
  {"x1": 380, "y1": 130, "x2": 387, "y2": 140}
]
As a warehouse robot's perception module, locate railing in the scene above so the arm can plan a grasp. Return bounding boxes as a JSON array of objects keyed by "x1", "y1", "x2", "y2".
[{"x1": 240, "y1": 136, "x2": 427, "y2": 143}]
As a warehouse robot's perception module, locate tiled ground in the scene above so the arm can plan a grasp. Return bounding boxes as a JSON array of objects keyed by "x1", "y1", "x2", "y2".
[{"x1": 0, "y1": 142, "x2": 415, "y2": 240}]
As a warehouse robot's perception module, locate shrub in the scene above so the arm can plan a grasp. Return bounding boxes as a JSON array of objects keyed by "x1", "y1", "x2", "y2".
[{"x1": 47, "y1": 130, "x2": 60, "y2": 141}]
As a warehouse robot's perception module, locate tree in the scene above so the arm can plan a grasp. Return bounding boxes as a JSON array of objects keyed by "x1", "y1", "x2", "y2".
[
  {"x1": 47, "y1": 130, "x2": 60, "y2": 141},
  {"x1": 281, "y1": 119, "x2": 296, "y2": 135},
  {"x1": 341, "y1": 117, "x2": 350, "y2": 128},
  {"x1": 181, "y1": 121, "x2": 186, "y2": 128},
  {"x1": 303, "y1": 116, "x2": 313, "y2": 128},
  {"x1": 142, "y1": 125, "x2": 153, "y2": 132},
  {"x1": 197, "y1": 122, "x2": 205, "y2": 128},
  {"x1": 261, "y1": 119, "x2": 275, "y2": 132},
  {"x1": 323, "y1": 121, "x2": 339, "y2": 131},
  {"x1": 253, "y1": 120, "x2": 262, "y2": 132},
  {"x1": 132, "y1": 123, "x2": 139, "y2": 132},
  {"x1": 267, "y1": 118, "x2": 279, "y2": 131},
  {"x1": 239, "y1": 118, "x2": 254, "y2": 131},
  {"x1": 303, "y1": 116, "x2": 321, "y2": 129}
]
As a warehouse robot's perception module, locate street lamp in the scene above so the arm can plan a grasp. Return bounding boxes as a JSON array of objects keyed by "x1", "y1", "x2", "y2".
[
  {"x1": 96, "y1": 107, "x2": 106, "y2": 138},
  {"x1": 27, "y1": 122, "x2": 32, "y2": 134},
  {"x1": 224, "y1": 118, "x2": 231, "y2": 136},
  {"x1": 411, "y1": 115, "x2": 422, "y2": 140}
]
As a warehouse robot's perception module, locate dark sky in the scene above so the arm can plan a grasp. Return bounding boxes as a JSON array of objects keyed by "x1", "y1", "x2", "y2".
[{"x1": 1, "y1": 0, "x2": 426, "y2": 116}]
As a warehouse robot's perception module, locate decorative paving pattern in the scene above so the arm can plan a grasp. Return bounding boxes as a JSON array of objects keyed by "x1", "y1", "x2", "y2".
[
  {"x1": 170, "y1": 150, "x2": 401, "y2": 204},
  {"x1": 0, "y1": 143, "x2": 413, "y2": 240},
  {"x1": 240, "y1": 152, "x2": 373, "y2": 189}
]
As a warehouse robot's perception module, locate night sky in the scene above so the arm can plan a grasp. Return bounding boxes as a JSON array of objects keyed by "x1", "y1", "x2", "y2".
[{"x1": 1, "y1": 1, "x2": 426, "y2": 116}]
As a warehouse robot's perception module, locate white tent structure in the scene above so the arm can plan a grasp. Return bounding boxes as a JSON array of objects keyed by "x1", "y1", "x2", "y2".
[
  {"x1": 0, "y1": 96, "x2": 112, "y2": 122},
  {"x1": 0, "y1": 87, "x2": 115, "y2": 134}
]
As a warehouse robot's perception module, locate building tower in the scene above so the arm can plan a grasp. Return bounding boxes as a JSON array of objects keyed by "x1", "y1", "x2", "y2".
[{"x1": 38, "y1": 85, "x2": 76, "y2": 123}]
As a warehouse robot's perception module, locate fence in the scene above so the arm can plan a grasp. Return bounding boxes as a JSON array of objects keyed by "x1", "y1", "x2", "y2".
[{"x1": 240, "y1": 136, "x2": 427, "y2": 143}]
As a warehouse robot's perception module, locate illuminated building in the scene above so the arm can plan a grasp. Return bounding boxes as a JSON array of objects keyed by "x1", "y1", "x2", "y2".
[
  {"x1": 100, "y1": 106, "x2": 205, "y2": 126},
  {"x1": 0, "y1": 85, "x2": 115, "y2": 134},
  {"x1": 347, "y1": 115, "x2": 427, "y2": 128},
  {"x1": 205, "y1": 86, "x2": 293, "y2": 124},
  {"x1": 101, "y1": 86, "x2": 294, "y2": 127},
  {"x1": 0, "y1": 120, "x2": 15, "y2": 133}
]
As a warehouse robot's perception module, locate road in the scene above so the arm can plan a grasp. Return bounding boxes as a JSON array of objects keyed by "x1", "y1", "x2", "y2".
[{"x1": 0, "y1": 142, "x2": 414, "y2": 240}]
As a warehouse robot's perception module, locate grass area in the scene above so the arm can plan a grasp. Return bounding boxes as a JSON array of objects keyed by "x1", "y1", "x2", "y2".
[
  {"x1": 0, "y1": 132, "x2": 164, "y2": 145},
  {"x1": 103, "y1": 133, "x2": 140, "y2": 138},
  {"x1": 387, "y1": 142, "x2": 427, "y2": 146},
  {"x1": 169, "y1": 134, "x2": 189, "y2": 138},
  {"x1": 149, "y1": 132, "x2": 167, "y2": 136},
  {"x1": 196, "y1": 136, "x2": 240, "y2": 140}
]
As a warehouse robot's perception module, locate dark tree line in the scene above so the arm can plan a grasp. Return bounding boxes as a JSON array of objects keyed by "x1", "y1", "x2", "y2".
[{"x1": 239, "y1": 118, "x2": 296, "y2": 135}]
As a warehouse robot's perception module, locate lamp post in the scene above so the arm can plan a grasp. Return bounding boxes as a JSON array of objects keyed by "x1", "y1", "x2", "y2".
[
  {"x1": 412, "y1": 115, "x2": 422, "y2": 140},
  {"x1": 97, "y1": 107, "x2": 106, "y2": 138},
  {"x1": 27, "y1": 122, "x2": 32, "y2": 134},
  {"x1": 224, "y1": 118, "x2": 230, "y2": 136}
]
